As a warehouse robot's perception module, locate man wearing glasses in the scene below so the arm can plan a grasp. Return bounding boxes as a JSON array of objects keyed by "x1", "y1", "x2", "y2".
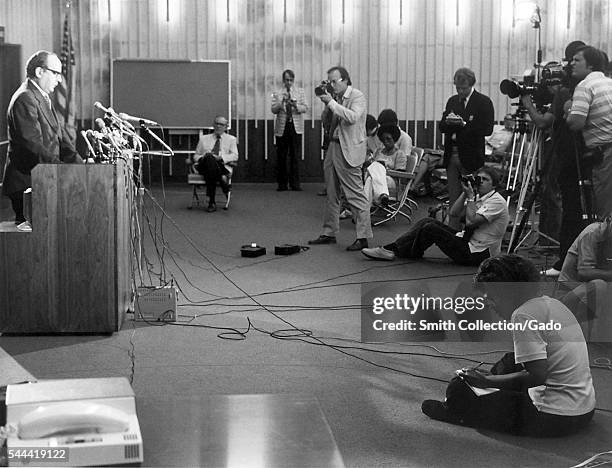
[
  {"x1": 193, "y1": 116, "x2": 238, "y2": 212},
  {"x1": 2, "y1": 50, "x2": 82, "y2": 225},
  {"x1": 309, "y1": 66, "x2": 372, "y2": 251}
]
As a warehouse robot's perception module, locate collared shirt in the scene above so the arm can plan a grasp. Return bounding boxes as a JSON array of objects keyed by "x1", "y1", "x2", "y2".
[
  {"x1": 570, "y1": 71, "x2": 612, "y2": 148},
  {"x1": 28, "y1": 78, "x2": 52, "y2": 109},
  {"x1": 456, "y1": 190, "x2": 509, "y2": 256},
  {"x1": 462, "y1": 87, "x2": 474, "y2": 107},
  {"x1": 558, "y1": 222, "x2": 612, "y2": 282}
]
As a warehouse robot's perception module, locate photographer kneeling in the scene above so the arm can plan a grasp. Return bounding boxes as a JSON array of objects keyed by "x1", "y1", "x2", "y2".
[
  {"x1": 421, "y1": 254, "x2": 596, "y2": 437},
  {"x1": 361, "y1": 166, "x2": 508, "y2": 265}
]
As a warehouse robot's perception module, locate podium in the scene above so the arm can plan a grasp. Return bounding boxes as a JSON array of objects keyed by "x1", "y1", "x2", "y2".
[{"x1": 0, "y1": 162, "x2": 134, "y2": 333}]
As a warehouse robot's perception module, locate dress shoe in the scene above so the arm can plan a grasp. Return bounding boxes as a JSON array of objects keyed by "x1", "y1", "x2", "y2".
[
  {"x1": 207, "y1": 202, "x2": 217, "y2": 212},
  {"x1": 542, "y1": 267, "x2": 561, "y2": 277},
  {"x1": 361, "y1": 246, "x2": 396, "y2": 261},
  {"x1": 308, "y1": 235, "x2": 337, "y2": 245},
  {"x1": 277, "y1": 186, "x2": 288, "y2": 192},
  {"x1": 291, "y1": 186, "x2": 302, "y2": 191},
  {"x1": 346, "y1": 238, "x2": 368, "y2": 251},
  {"x1": 317, "y1": 189, "x2": 327, "y2": 196}
]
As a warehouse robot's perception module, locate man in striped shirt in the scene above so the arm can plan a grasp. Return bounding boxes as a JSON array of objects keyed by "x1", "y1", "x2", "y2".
[{"x1": 567, "y1": 46, "x2": 612, "y2": 219}]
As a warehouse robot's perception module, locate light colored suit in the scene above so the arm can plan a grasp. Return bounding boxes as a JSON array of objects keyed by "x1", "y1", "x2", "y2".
[
  {"x1": 319, "y1": 85, "x2": 372, "y2": 240},
  {"x1": 322, "y1": 86, "x2": 367, "y2": 167},
  {"x1": 194, "y1": 132, "x2": 239, "y2": 175},
  {"x1": 271, "y1": 86, "x2": 308, "y2": 136}
]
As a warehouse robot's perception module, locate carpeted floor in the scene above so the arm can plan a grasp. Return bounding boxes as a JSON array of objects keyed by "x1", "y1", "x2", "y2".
[{"x1": 1, "y1": 182, "x2": 611, "y2": 468}]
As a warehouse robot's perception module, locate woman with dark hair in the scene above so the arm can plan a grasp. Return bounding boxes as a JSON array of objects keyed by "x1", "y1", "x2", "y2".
[
  {"x1": 421, "y1": 254, "x2": 596, "y2": 437},
  {"x1": 363, "y1": 124, "x2": 415, "y2": 208}
]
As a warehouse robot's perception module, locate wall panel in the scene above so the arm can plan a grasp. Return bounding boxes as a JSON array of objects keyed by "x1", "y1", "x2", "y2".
[{"x1": 2, "y1": 0, "x2": 611, "y2": 181}]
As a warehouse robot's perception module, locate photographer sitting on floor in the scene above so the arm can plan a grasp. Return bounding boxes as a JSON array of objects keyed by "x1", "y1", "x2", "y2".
[
  {"x1": 421, "y1": 254, "x2": 596, "y2": 437},
  {"x1": 361, "y1": 166, "x2": 508, "y2": 266}
]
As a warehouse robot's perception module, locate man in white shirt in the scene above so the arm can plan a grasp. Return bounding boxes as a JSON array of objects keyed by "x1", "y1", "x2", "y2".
[
  {"x1": 193, "y1": 116, "x2": 238, "y2": 212},
  {"x1": 558, "y1": 215, "x2": 612, "y2": 341},
  {"x1": 362, "y1": 166, "x2": 508, "y2": 265}
]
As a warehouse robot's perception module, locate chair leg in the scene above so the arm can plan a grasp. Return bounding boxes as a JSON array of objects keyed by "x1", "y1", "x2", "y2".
[{"x1": 224, "y1": 191, "x2": 231, "y2": 210}]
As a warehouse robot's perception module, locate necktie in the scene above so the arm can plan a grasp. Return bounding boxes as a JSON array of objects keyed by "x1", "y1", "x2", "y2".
[
  {"x1": 285, "y1": 89, "x2": 293, "y2": 121},
  {"x1": 461, "y1": 97, "x2": 467, "y2": 111},
  {"x1": 212, "y1": 136, "x2": 221, "y2": 156},
  {"x1": 43, "y1": 94, "x2": 52, "y2": 110}
]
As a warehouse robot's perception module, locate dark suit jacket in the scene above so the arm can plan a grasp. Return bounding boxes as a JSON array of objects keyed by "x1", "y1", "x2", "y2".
[
  {"x1": 2, "y1": 80, "x2": 81, "y2": 196},
  {"x1": 439, "y1": 90, "x2": 495, "y2": 172}
]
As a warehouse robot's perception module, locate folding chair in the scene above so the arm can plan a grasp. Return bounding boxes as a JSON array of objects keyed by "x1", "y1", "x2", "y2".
[
  {"x1": 373, "y1": 147, "x2": 425, "y2": 226},
  {"x1": 186, "y1": 157, "x2": 233, "y2": 210}
]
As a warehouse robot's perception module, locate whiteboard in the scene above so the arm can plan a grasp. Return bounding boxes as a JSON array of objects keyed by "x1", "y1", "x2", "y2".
[{"x1": 111, "y1": 59, "x2": 231, "y2": 129}]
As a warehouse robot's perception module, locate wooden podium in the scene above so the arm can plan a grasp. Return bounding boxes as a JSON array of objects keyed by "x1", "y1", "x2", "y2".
[{"x1": 0, "y1": 162, "x2": 134, "y2": 333}]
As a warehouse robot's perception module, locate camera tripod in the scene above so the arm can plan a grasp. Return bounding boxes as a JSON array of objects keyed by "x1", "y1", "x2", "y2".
[{"x1": 506, "y1": 114, "x2": 559, "y2": 253}]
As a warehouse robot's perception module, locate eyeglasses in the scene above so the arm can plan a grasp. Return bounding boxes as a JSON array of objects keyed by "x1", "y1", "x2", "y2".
[
  {"x1": 329, "y1": 78, "x2": 343, "y2": 84},
  {"x1": 43, "y1": 66, "x2": 62, "y2": 77},
  {"x1": 214, "y1": 121, "x2": 228, "y2": 126}
]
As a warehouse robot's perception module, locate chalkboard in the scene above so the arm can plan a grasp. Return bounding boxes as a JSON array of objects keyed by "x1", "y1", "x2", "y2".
[{"x1": 111, "y1": 59, "x2": 230, "y2": 129}]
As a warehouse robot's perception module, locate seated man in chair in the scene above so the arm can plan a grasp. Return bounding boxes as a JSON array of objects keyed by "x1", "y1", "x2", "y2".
[{"x1": 193, "y1": 116, "x2": 238, "y2": 212}]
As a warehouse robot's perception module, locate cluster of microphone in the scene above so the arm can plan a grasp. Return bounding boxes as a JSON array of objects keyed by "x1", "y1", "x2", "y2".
[{"x1": 80, "y1": 102, "x2": 160, "y2": 163}]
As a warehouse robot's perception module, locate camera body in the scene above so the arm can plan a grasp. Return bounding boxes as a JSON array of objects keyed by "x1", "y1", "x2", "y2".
[
  {"x1": 461, "y1": 174, "x2": 482, "y2": 188},
  {"x1": 314, "y1": 80, "x2": 334, "y2": 97},
  {"x1": 499, "y1": 63, "x2": 567, "y2": 108}
]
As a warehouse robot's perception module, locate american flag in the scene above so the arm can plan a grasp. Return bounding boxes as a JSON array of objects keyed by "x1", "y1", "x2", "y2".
[{"x1": 52, "y1": 7, "x2": 77, "y2": 141}]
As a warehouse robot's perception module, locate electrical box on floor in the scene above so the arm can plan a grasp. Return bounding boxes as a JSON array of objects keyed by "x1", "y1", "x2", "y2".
[{"x1": 134, "y1": 286, "x2": 177, "y2": 322}]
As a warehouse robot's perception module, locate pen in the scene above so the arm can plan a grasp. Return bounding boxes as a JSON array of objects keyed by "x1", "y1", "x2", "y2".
[{"x1": 472, "y1": 362, "x2": 484, "y2": 371}]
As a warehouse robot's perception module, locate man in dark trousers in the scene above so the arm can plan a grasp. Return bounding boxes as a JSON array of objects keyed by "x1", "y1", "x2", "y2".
[
  {"x1": 2, "y1": 50, "x2": 82, "y2": 224},
  {"x1": 439, "y1": 67, "x2": 495, "y2": 229},
  {"x1": 271, "y1": 69, "x2": 308, "y2": 191}
]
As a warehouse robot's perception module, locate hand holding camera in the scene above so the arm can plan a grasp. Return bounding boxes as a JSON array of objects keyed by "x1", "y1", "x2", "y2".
[
  {"x1": 315, "y1": 80, "x2": 334, "y2": 104},
  {"x1": 461, "y1": 174, "x2": 479, "y2": 198}
]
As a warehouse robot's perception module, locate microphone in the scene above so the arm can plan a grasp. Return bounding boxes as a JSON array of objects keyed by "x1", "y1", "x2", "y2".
[
  {"x1": 80, "y1": 130, "x2": 96, "y2": 157},
  {"x1": 118, "y1": 112, "x2": 159, "y2": 126},
  {"x1": 94, "y1": 102, "x2": 136, "y2": 131},
  {"x1": 94, "y1": 117, "x2": 108, "y2": 132},
  {"x1": 93, "y1": 101, "x2": 117, "y2": 117}
]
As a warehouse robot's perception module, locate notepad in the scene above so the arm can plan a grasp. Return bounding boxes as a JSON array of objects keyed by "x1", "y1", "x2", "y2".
[{"x1": 455, "y1": 370, "x2": 500, "y2": 396}]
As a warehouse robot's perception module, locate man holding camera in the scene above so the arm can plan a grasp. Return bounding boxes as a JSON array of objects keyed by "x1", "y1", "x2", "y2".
[
  {"x1": 271, "y1": 69, "x2": 308, "y2": 191},
  {"x1": 309, "y1": 66, "x2": 372, "y2": 251},
  {"x1": 362, "y1": 166, "x2": 508, "y2": 265},
  {"x1": 439, "y1": 68, "x2": 495, "y2": 230},
  {"x1": 521, "y1": 41, "x2": 587, "y2": 276},
  {"x1": 567, "y1": 45, "x2": 612, "y2": 219}
]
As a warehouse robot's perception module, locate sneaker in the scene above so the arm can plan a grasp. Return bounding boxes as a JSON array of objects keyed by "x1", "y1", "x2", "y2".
[
  {"x1": 361, "y1": 246, "x2": 396, "y2": 261},
  {"x1": 339, "y1": 208, "x2": 352, "y2": 220},
  {"x1": 543, "y1": 267, "x2": 561, "y2": 277},
  {"x1": 421, "y1": 400, "x2": 464, "y2": 425}
]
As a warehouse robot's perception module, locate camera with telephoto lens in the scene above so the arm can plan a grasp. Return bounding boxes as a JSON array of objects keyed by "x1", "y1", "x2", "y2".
[
  {"x1": 314, "y1": 80, "x2": 334, "y2": 96},
  {"x1": 500, "y1": 74, "x2": 552, "y2": 108}
]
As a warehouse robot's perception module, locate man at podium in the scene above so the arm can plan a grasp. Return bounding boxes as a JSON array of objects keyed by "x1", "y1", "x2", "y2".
[{"x1": 2, "y1": 50, "x2": 82, "y2": 225}]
